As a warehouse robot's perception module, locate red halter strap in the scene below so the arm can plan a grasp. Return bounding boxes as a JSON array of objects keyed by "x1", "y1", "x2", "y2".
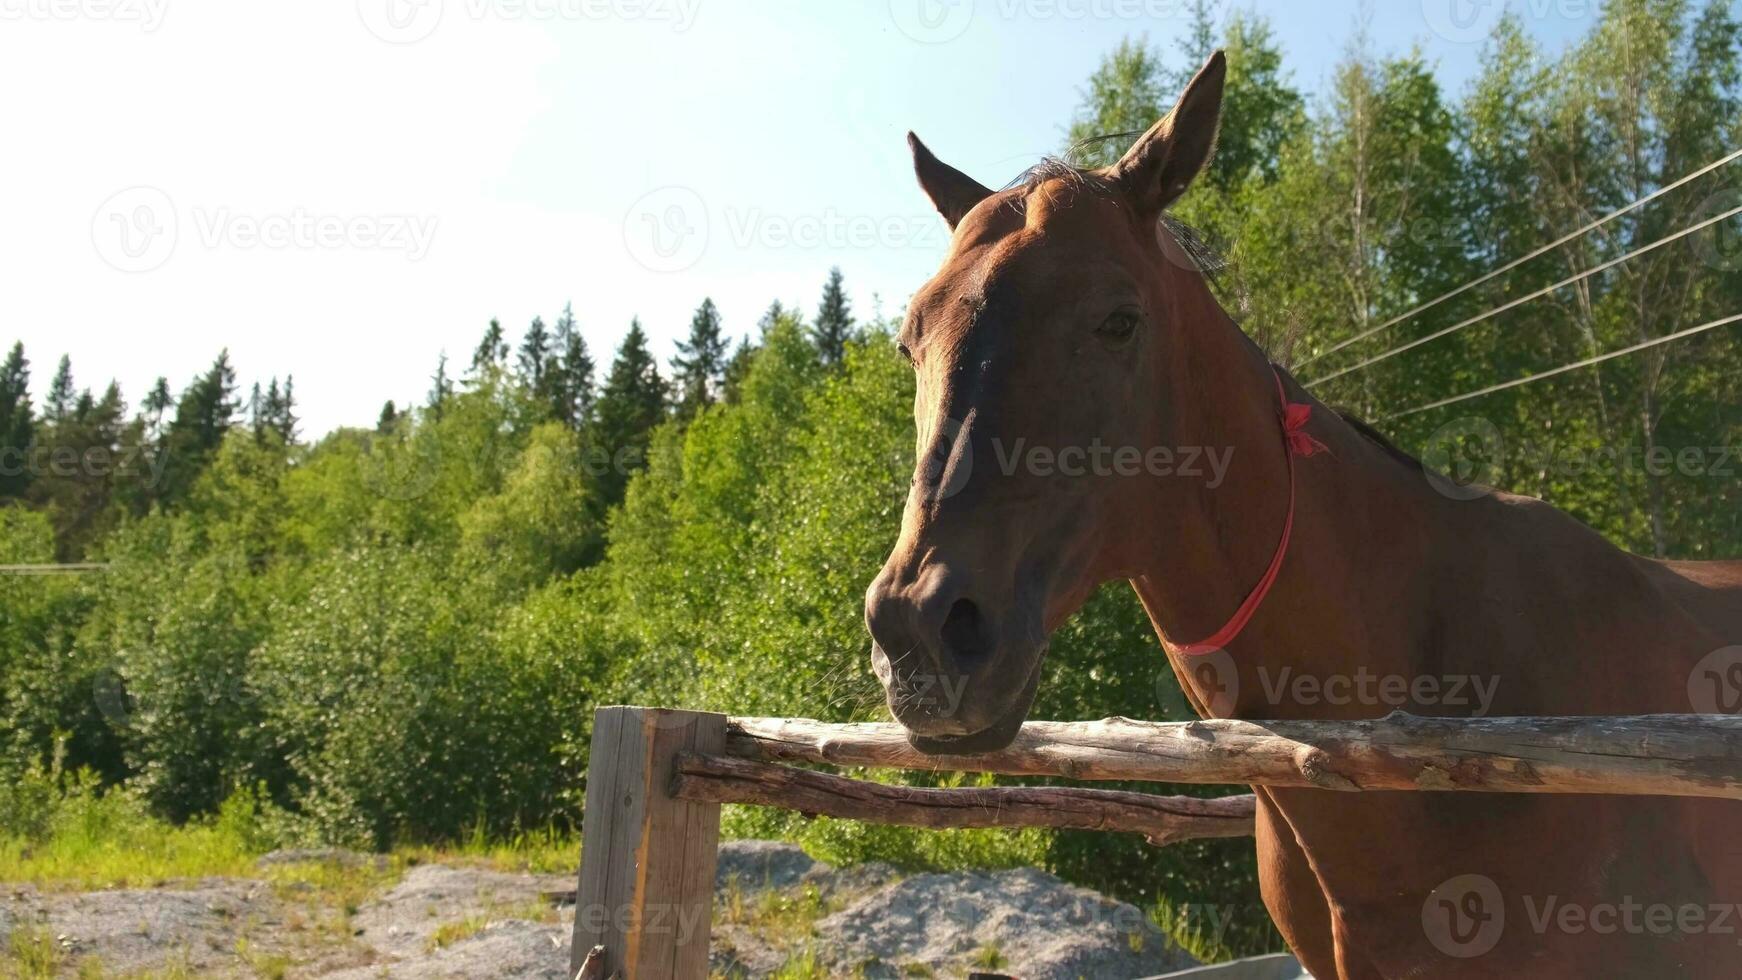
[{"x1": 1177, "y1": 367, "x2": 1328, "y2": 657}]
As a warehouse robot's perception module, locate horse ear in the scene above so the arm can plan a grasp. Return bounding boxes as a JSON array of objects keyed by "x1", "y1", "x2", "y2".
[
  {"x1": 1108, "y1": 50, "x2": 1226, "y2": 215},
  {"x1": 908, "y1": 132, "x2": 994, "y2": 230}
]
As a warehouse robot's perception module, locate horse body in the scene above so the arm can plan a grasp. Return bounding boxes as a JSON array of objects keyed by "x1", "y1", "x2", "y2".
[{"x1": 866, "y1": 50, "x2": 1742, "y2": 978}]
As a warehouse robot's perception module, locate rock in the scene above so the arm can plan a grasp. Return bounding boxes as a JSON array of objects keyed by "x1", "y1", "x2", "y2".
[
  {"x1": 816, "y1": 866, "x2": 1199, "y2": 980},
  {"x1": 715, "y1": 840, "x2": 817, "y2": 891}
]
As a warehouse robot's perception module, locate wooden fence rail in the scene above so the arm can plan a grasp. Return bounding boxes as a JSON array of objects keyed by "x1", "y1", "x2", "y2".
[{"x1": 570, "y1": 706, "x2": 1742, "y2": 978}]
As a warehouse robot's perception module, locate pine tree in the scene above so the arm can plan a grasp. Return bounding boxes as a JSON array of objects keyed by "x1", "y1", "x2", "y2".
[
  {"x1": 720, "y1": 336, "x2": 757, "y2": 407},
  {"x1": 0, "y1": 342, "x2": 33, "y2": 499},
  {"x1": 377, "y1": 400, "x2": 398, "y2": 433},
  {"x1": 552, "y1": 303, "x2": 595, "y2": 430},
  {"x1": 519, "y1": 316, "x2": 553, "y2": 401},
  {"x1": 471, "y1": 319, "x2": 509, "y2": 375},
  {"x1": 811, "y1": 268, "x2": 856, "y2": 368},
  {"x1": 161, "y1": 350, "x2": 239, "y2": 503},
  {"x1": 672, "y1": 297, "x2": 728, "y2": 418},
  {"x1": 46, "y1": 355, "x2": 75, "y2": 425},
  {"x1": 757, "y1": 300, "x2": 789, "y2": 338},
  {"x1": 427, "y1": 353, "x2": 454, "y2": 421},
  {"x1": 270, "y1": 376, "x2": 298, "y2": 443},
  {"x1": 248, "y1": 382, "x2": 267, "y2": 440},
  {"x1": 142, "y1": 376, "x2": 172, "y2": 440},
  {"x1": 588, "y1": 318, "x2": 669, "y2": 508}
]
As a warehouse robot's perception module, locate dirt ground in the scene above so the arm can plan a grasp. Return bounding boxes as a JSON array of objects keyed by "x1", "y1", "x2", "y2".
[{"x1": 1, "y1": 841, "x2": 1206, "y2": 979}]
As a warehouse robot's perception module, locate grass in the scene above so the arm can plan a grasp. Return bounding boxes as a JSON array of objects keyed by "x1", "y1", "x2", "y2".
[
  {"x1": 970, "y1": 940, "x2": 1008, "y2": 970},
  {"x1": 5, "y1": 926, "x2": 62, "y2": 980}
]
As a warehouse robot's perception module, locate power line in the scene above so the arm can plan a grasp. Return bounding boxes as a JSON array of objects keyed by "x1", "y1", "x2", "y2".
[
  {"x1": 1296, "y1": 146, "x2": 1742, "y2": 370},
  {"x1": 1306, "y1": 202, "x2": 1742, "y2": 389},
  {"x1": 1382, "y1": 312, "x2": 1742, "y2": 422}
]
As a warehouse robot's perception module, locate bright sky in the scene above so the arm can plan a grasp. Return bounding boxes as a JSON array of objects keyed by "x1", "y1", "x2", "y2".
[{"x1": 0, "y1": 0, "x2": 1600, "y2": 437}]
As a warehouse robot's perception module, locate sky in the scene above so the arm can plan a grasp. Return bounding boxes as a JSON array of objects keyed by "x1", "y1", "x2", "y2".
[{"x1": 1, "y1": 0, "x2": 1604, "y2": 437}]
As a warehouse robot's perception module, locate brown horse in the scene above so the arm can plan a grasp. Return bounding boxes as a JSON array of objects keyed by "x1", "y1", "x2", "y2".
[{"x1": 865, "y1": 51, "x2": 1742, "y2": 978}]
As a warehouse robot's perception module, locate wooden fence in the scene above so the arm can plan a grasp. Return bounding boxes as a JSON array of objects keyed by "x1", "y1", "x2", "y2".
[{"x1": 568, "y1": 706, "x2": 1742, "y2": 979}]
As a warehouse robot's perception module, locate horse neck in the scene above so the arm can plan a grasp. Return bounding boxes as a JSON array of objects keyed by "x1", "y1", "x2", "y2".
[{"x1": 1126, "y1": 261, "x2": 1432, "y2": 714}]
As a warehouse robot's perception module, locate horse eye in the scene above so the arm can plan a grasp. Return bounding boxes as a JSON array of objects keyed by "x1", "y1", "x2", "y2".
[
  {"x1": 1096, "y1": 311, "x2": 1141, "y2": 346},
  {"x1": 896, "y1": 341, "x2": 915, "y2": 364}
]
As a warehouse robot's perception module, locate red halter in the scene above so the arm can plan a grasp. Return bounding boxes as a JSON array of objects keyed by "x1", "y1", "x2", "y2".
[{"x1": 1177, "y1": 367, "x2": 1328, "y2": 657}]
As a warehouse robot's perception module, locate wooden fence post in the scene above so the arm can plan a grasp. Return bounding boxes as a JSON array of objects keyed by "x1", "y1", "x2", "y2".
[{"x1": 571, "y1": 706, "x2": 726, "y2": 980}]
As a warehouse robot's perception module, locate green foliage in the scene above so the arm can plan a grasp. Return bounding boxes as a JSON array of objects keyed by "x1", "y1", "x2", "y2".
[{"x1": 0, "y1": 7, "x2": 1737, "y2": 966}]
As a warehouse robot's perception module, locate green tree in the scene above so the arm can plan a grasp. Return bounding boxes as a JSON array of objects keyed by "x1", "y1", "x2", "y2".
[
  {"x1": 672, "y1": 297, "x2": 727, "y2": 418},
  {"x1": 160, "y1": 351, "x2": 240, "y2": 504},
  {"x1": 470, "y1": 318, "x2": 508, "y2": 376},
  {"x1": 552, "y1": 303, "x2": 595, "y2": 429},
  {"x1": 812, "y1": 268, "x2": 856, "y2": 368},
  {"x1": 721, "y1": 336, "x2": 756, "y2": 406},
  {"x1": 587, "y1": 319, "x2": 669, "y2": 510},
  {"x1": 1064, "y1": 37, "x2": 1168, "y2": 167},
  {"x1": 0, "y1": 343, "x2": 33, "y2": 499},
  {"x1": 45, "y1": 356, "x2": 75, "y2": 426},
  {"x1": 518, "y1": 315, "x2": 555, "y2": 410}
]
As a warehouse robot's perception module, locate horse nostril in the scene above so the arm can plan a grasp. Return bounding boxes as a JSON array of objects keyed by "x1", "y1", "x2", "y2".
[{"x1": 939, "y1": 597, "x2": 987, "y2": 665}]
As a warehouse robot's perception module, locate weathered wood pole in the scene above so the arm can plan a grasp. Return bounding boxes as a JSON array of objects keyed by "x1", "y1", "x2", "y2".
[
  {"x1": 571, "y1": 707, "x2": 725, "y2": 980},
  {"x1": 725, "y1": 712, "x2": 1742, "y2": 799},
  {"x1": 671, "y1": 751, "x2": 1257, "y2": 845}
]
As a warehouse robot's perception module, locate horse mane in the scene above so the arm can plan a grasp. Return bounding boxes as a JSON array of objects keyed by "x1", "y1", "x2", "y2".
[{"x1": 1333, "y1": 410, "x2": 1425, "y2": 470}]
